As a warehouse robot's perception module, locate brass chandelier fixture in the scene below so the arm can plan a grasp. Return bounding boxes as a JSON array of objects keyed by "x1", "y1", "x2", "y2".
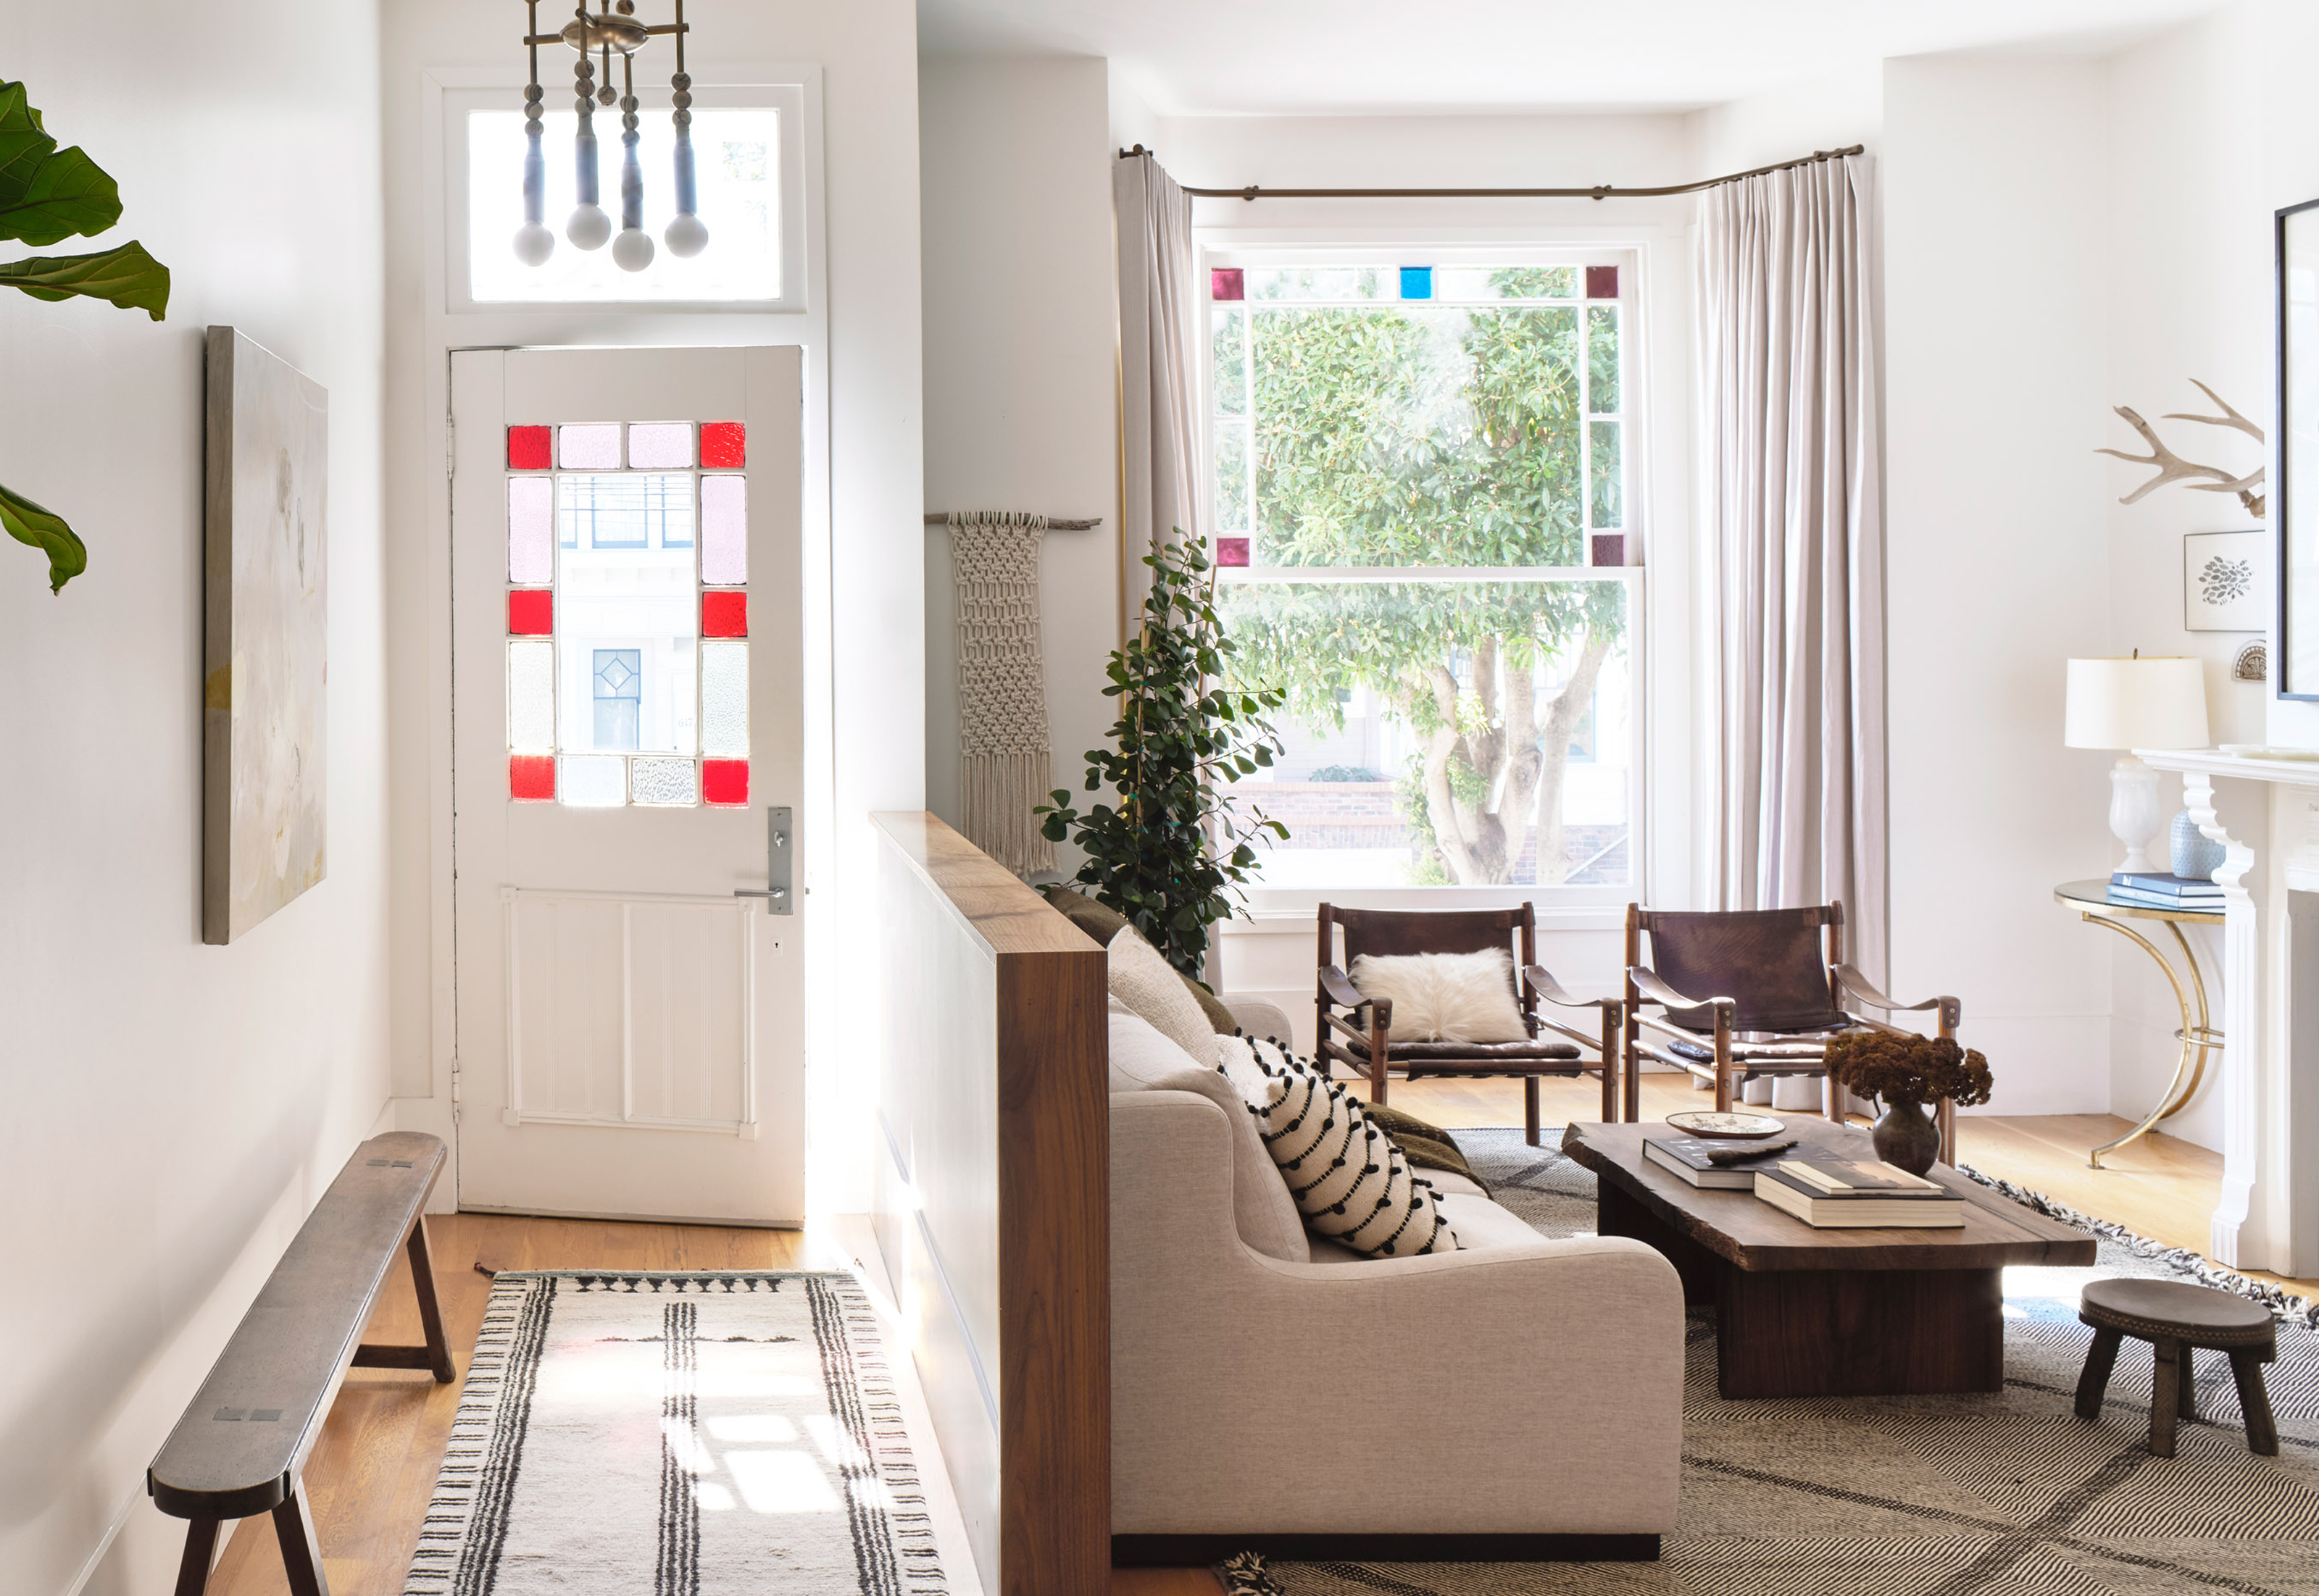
[{"x1": 515, "y1": 0, "x2": 706, "y2": 272}]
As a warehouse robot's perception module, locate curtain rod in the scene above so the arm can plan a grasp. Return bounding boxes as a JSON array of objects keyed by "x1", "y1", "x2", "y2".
[
  {"x1": 1117, "y1": 143, "x2": 1865, "y2": 201},
  {"x1": 924, "y1": 513, "x2": 1104, "y2": 530}
]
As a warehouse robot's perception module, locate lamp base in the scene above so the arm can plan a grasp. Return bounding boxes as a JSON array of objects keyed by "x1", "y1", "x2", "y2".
[{"x1": 2109, "y1": 754, "x2": 2164, "y2": 874}]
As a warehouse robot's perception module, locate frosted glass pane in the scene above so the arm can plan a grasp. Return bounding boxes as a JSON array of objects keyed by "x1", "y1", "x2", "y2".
[
  {"x1": 559, "y1": 755, "x2": 625, "y2": 806},
  {"x1": 507, "y1": 640, "x2": 554, "y2": 751},
  {"x1": 628, "y1": 422, "x2": 695, "y2": 469},
  {"x1": 509, "y1": 477, "x2": 554, "y2": 584},
  {"x1": 701, "y1": 641, "x2": 749, "y2": 756},
  {"x1": 701, "y1": 475, "x2": 746, "y2": 584},
  {"x1": 559, "y1": 424, "x2": 622, "y2": 468},
  {"x1": 630, "y1": 756, "x2": 699, "y2": 806}
]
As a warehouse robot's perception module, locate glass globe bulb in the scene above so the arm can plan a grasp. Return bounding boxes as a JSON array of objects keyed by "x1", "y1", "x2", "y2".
[
  {"x1": 665, "y1": 212, "x2": 709, "y2": 259},
  {"x1": 512, "y1": 220, "x2": 555, "y2": 267},
  {"x1": 612, "y1": 226, "x2": 655, "y2": 273},
  {"x1": 566, "y1": 203, "x2": 612, "y2": 251}
]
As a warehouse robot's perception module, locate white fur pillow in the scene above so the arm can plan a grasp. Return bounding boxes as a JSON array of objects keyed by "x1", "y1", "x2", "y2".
[
  {"x1": 1106, "y1": 924, "x2": 1219, "y2": 1064},
  {"x1": 1348, "y1": 948, "x2": 1528, "y2": 1043}
]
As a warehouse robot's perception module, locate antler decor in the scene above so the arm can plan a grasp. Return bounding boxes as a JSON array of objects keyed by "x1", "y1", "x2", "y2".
[{"x1": 2097, "y1": 380, "x2": 2267, "y2": 519}]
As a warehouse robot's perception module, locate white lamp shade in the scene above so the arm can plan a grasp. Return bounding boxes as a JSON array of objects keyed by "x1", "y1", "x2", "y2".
[{"x1": 2064, "y1": 656, "x2": 2210, "y2": 751}]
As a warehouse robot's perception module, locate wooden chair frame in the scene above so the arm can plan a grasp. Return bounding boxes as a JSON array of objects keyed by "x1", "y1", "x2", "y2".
[
  {"x1": 1315, "y1": 902, "x2": 1625, "y2": 1144},
  {"x1": 1622, "y1": 900, "x2": 1965, "y2": 1163}
]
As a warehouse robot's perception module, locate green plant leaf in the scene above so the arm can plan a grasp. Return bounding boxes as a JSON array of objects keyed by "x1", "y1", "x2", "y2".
[
  {"x1": 0, "y1": 239, "x2": 169, "y2": 318},
  {"x1": 1, "y1": 479, "x2": 86, "y2": 593},
  {"x1": 0, "y1": 80, "x2": 123, "y2": 243},
  {"x1": 0, "y1": 80, "x2": 56, "y2": 209}
]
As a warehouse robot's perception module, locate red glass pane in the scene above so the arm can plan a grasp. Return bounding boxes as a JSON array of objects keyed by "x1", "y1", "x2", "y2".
[
  {"x1": 509, "y1": 753, "x2": 556, "y2": 802},
  {"x1": 701, "y1": 590, "x2": 747, "y2": 638},
  {"x1": 1586, "y1": 264, "x2": 1620, "y2": 301},
  {"x1": 1212, "y1": 267, "x2": 1245, "y2": 303},
  {"x1": 1215, "y1": 536, "x2": 1251, "y2": 568},
  {"x1": 507, "y1": 425, "x2": 551, "y2": 470},
  {"x1": 507, "y1": 589, "x2": 554, "y2": 635},
  {"x1": 702, "y1": 759, "x2": 749, "y2": 807},
  {"x1": 701, "y1": 422, "x2": 746, "y2": 469}
]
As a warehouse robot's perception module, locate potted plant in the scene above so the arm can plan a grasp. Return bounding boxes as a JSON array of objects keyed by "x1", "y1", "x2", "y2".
[
  {"x1": 1036, "y1": 536, "x2": 1288, "y2": 977},
  {"x1": 1823, "y1": 1030, "x2": 1994, "y2": 1175}
]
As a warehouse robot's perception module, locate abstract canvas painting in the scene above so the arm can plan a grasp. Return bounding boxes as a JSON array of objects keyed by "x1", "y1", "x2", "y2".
[{"x1": 203, "y1": 327, "x2": 328, "y2": 944}]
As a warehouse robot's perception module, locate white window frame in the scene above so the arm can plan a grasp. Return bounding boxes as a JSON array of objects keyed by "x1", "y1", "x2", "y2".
[
  {"x1": 1199, "y1": 241, "x2": 1650, "y2": 915},
  {"x1": 442, "y1": 80, "x2": 810, "y2": 315}
]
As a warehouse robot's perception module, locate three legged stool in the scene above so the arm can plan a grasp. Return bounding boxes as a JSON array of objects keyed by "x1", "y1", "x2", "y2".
[{"x1": 2074, "y1": 1277, "x2": 2278, "y2": 1458}]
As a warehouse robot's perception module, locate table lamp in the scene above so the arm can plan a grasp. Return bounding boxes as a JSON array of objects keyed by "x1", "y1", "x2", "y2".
[{"x1": 2064, "y1": 655, "x2": 2210, "y2": 872}]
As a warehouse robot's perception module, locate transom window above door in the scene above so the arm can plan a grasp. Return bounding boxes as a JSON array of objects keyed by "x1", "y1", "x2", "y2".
[{"x1": 505, "y1": 421, "x2": 749, "y2": 808}]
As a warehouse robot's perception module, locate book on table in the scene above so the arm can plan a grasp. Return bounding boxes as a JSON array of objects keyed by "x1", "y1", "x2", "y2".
[
  {"x1": 2107, "y1": 885, "x2": 2222, "y2": 911},
  {"x1": 1641, "y1": 1136, "x2": 1792, "y2": 1189},
  {"x1": 2108, "y1": 871, "x2": 2223, "y2": 906},
  {"x1": 1752, "y1": 1156, "x2": 1966, "y2": 1228}
]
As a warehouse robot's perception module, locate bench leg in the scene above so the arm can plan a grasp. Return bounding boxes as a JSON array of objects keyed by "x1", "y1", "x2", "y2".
[
  {"x1": 172, "y1": 1518, "x2": 222, "y2": 1596},
  {"x1": 272, "y1": 1477, "x2": 331, "y2": 1596},
  {"x1": 2233, "y1": 1350, "x2": 2281, "y2": 1457},
  {"x1": 2150, "y1": 1339, "x2": 2184, "y2": 1458},
  {"x1": 2075, "y1": 1326, "x2": 2123, "y2": 1420},
  {"x1": 407, "y1": 1216, "x2": 457, "y2": 1383}
]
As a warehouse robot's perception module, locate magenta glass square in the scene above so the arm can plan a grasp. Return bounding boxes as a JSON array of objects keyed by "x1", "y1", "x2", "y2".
[
  {"x1": 1586, "y1": 264, "x2": 1620, "y2": 301},
  {"x1": 507, "y1": 426, "x2": 551, "y2": 470},
  {"x1": 1212, "y1": 268, "x2": 1245, "y2": 303},
  {"x1": 701, "y1": 590, "x2": 746, "y2": 638},
  {"x1": 507, "y1": 588, "x2": 554, "y2": 635},
  {"x1": 1215, "y1": 537, "x2": 1251, "y2": 568}
]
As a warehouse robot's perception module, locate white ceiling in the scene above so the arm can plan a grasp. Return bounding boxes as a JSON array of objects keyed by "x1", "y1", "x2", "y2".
[{"x1": 917, "y1": 0, "x2": 2225, "y2": 117}]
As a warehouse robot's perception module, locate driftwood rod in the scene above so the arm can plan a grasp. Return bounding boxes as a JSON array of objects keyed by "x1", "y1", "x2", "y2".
[
  {"x1": 1119, "y1": 143, "x2": 1867, "y2": 202},
  {"x1": 924, "y1": 513, "x2": 1104, "y2": 530}
]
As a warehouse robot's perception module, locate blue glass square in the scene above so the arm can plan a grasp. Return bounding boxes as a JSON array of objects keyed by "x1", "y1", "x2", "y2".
[{"x1": 1399, "y1": 266, "x2": 1433, "y2": 301}]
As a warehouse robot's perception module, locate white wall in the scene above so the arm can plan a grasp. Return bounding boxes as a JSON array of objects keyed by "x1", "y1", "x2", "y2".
[
  {"x1": 0, "y1": 7, "x2": 391, "y2": 1594},
  {"x1": 1883, "y1": 54, "x2": 2117, "y2": 1116},
  {"x1": 378, "y1": 0, "x2": 925, "y2": 1217},
  {"x1": 920, "y1": 57, "x2": 1121, "y2": 846}
]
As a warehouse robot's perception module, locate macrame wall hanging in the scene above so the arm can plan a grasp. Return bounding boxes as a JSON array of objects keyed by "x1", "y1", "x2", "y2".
[{"x1": 947, "y1": 511, "x2": 1055, "y2": 875}]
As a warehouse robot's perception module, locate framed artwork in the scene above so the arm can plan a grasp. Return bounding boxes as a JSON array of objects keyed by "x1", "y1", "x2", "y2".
[
  {"x1": 2185, "y1": 530, "x2": 2269, "y2": 631},
  {"x1": 203, "y1": 327, "x2": 329, "y2": 944},
  {"x1": 2278, "y1": 199, "x2": 2319, "y2": 695}
]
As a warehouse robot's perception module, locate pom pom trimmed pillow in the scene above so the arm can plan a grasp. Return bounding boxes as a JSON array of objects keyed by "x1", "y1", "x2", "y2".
[{"x1": 1254, "y1": 1059, "x2": 1459, "y2": 1258}]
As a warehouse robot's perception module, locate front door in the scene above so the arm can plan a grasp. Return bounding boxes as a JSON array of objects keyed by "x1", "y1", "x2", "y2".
[{"x1": 449, "y1": 346, "x2": 804, "y2": 1224}]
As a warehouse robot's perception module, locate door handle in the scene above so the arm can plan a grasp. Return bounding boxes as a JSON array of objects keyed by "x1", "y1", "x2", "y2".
[{"x1": 735, "y1": 806, "x2": 794, "y2": 915}]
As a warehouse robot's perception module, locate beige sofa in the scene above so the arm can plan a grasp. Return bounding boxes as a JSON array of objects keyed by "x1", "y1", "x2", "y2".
[{"x1": 1108, "y1": 1002, "x2": 1688, "y2": 1565}]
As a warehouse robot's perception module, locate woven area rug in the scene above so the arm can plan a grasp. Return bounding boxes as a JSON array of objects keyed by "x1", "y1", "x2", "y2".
[
  {"x1": 400, "y1": 1271, "x2": 946, "y2": 1595},
  {"x1": 1228, "y1": 1128, "x2": 2319, "y2": 1596}
]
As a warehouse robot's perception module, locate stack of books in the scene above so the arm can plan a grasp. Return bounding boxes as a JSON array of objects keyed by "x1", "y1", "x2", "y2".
[
  {"x1": 1752, "y1": 1156, "x2": 1965, "y2": 1228},
  {"x1": 2107, "y1": 870, "x2": 2224, "y2": 912},
  {"x1": 1642, "y1": 1135, "x2": 1796, "y2": 1188}
]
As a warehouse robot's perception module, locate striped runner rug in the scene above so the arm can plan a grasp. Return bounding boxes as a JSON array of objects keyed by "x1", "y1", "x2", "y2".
[{"x1": 401, "y1": 1271, "x2": 946, "y2": 1596}]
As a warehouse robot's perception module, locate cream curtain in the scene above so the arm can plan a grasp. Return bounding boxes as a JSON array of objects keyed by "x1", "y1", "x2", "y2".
[
  {"x1": 1699, "y1": 151, "x2": 1888, "y2": 982},
  {"x1": 1113, "y1": 149, "x2": 1200, "y2": 631}
]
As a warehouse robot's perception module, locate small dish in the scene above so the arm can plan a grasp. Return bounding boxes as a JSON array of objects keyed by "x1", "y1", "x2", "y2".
[{"x1": 1664, "y1": 1110, "x2": 1786, "y2": 1140}]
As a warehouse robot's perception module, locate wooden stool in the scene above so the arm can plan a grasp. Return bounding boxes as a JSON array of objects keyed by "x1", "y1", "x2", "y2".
[{"x1": 2074, "y1": 1277, "x2": 2278, "y2": 1458}]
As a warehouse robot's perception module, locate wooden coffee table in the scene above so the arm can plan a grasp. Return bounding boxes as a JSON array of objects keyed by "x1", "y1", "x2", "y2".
[{"x1": 1562, "y1": 1117, "x2": 2096, "y2": 1399}]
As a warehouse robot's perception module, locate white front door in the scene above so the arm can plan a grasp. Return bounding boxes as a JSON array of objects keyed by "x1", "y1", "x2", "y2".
[{"x1": 449, "y1": 346, "x2": 804, "y2": 1224}]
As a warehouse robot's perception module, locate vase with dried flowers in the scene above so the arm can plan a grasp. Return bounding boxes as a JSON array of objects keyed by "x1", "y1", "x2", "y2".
[{"x1": 1823, "y1": 1030, "x2": 1995, "y2": 1176}]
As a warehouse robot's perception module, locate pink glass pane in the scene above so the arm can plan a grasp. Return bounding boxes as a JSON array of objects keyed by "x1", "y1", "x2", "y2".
[
  {"x1": 509, "y1": 753, "x2": 556, "y2": 802},
  {"x1": 1212, "y1": 267, "x2": 1245, "y2": 302},
  {"x1": 1215, "y1": 536, "x2": 1251, "y2": 568},
  {"x1": 1589, "y1": 533, "x2": 1627, "y2": 568},
  {"x1": 509, "y1": 477, "x2": 554, "y2": 583},
  {"x1": 627, "y1": 422, "x2": 694, "y2": 469},
  {"x1": 701, "y1": 590, "x2": 746, "y2": 637},
  {"x1": 558, "y1": 423, "x2": 622, "y2": 469},
  {"x1": 702, "y1": 759, "x2": 749, "y2": 807},
  {"x1": 701, "y1": 475, "x2": 746, "y2": 584},
  {"x1": 507, "y1": 589, "x2": 553, "y2": 635},
  {"x1": 701, "y1": 422, "x2": 746, "y2": 469},
  {"x1": 1586, "y1": 264, "x2": 1620, "y2": 301},
  {"x1": 507, "y1": 425, "x2": 551, "y2": 469}
]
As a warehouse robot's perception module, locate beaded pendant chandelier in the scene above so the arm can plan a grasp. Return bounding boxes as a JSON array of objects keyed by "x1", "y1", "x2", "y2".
[{"x1": 514, "y1": 0, "x2": 704, "y2": 273}]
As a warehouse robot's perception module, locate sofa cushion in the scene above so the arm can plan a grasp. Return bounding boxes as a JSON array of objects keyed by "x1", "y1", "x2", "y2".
[
  {"x1": 1107, "y1": 1008, "x2": 1309, "y2": 1263},
  {"x1": 1254, "y1": 1061, "x2": 1458, "y2": 1258},
  {"x1": 1349, "y1": 948, "x2": 1529, "y2": 1043},
  {"x1": 1107, "y1": 924, "x2": 1223, "y2": 1062},
  {"x1": 1046, "y1": 885, "x2": 1238, "y2": 1035}
]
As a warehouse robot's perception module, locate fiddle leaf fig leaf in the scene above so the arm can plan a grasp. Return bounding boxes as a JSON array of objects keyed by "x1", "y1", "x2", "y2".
[
  {"x1": 0, "y1": 240, "x2": 170, "y2": 319},
  {"x1": 1, "y1": 143, "x2": 122, "y2": 246},
  {"x1": 0, "y1": 479, "x2": 87, "y2": 593},
  {"x1": 0, "y1": 79, "x2": 57, "y2": 209}
]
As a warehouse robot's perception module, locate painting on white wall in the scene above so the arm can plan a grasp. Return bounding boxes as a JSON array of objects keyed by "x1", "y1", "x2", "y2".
[
  {"x1": 203, "y1": 327, "x2": 328, "y2": 945},
  {"x1": 2183, "y1": 530, "x2": 2269, "y2": 633}
]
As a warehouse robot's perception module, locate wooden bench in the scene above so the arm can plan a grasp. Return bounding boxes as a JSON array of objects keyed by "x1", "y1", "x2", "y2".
[{"x1": 147, "y1": 1132, "x2": 457, "y2": 1596}]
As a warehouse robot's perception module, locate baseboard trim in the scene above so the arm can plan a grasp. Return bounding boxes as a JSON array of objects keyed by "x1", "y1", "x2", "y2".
[{"x1": 1112, "y1": 1532, "x2": 1661, "y2": 1564}]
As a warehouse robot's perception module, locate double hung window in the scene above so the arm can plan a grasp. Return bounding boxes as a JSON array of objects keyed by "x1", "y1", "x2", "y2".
[{"x1": 1207, "y1": 254, "x2": 1638, "y2": 893}]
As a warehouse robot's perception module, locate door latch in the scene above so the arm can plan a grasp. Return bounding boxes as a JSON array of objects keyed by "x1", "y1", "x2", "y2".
[{"x1": 734, "y1": 806, "x2": 794, "y2": 914}]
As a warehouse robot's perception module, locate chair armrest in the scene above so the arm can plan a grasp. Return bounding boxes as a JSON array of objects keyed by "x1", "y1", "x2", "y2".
[
  {"x1": 1833, "y1": 964, "x2": 1962, "y2": 1032},
  {"x1": 1626, "y1": 964, "x2": 1736, "y2": 1021},
  {"x1": 1318, "y1": 963, "x2": 1366, "y2": 1013},
  {"x1": 1523, "y1": 964, "x2": 1618, "y2": 1014}
]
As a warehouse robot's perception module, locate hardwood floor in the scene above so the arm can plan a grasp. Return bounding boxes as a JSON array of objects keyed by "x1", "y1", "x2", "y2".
[{"x1": 199, "y1": 1082, "x2": 2283, "y2": 1596}]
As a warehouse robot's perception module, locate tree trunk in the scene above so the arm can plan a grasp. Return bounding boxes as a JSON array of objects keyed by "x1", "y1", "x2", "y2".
[{"x1": 1529, "y1": 627, "x2": 1615, "y2": 885}]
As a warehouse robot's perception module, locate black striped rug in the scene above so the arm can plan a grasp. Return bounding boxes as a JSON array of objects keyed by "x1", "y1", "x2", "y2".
[
  {"x1": 1225, "y1": 1129, "x2": 2319, "y2": 1596},
  {"x1": 401, "y1": 1271, "x2": 946, "y2": 1596}
]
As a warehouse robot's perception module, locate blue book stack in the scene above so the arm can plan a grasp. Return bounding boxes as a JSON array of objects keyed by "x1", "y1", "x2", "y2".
[{"x1": 2108, "y1": 870, "x2": 2224, "y2": 911}]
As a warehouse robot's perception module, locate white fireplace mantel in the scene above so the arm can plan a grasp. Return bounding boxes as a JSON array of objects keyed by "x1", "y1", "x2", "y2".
[{"x1": 2137, "y1": 748, "x2": 2319, "y2": 1275}]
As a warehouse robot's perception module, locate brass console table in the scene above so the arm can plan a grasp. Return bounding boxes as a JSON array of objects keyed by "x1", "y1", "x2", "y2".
[{"x1": 2055, "y1": 880, "x2": 2224, "y2": 1168}]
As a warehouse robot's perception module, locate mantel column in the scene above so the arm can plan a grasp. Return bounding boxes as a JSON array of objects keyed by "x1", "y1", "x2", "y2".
[{"x1": 2183, "y1": 772, "x2": 2264, "y2": 1268}]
